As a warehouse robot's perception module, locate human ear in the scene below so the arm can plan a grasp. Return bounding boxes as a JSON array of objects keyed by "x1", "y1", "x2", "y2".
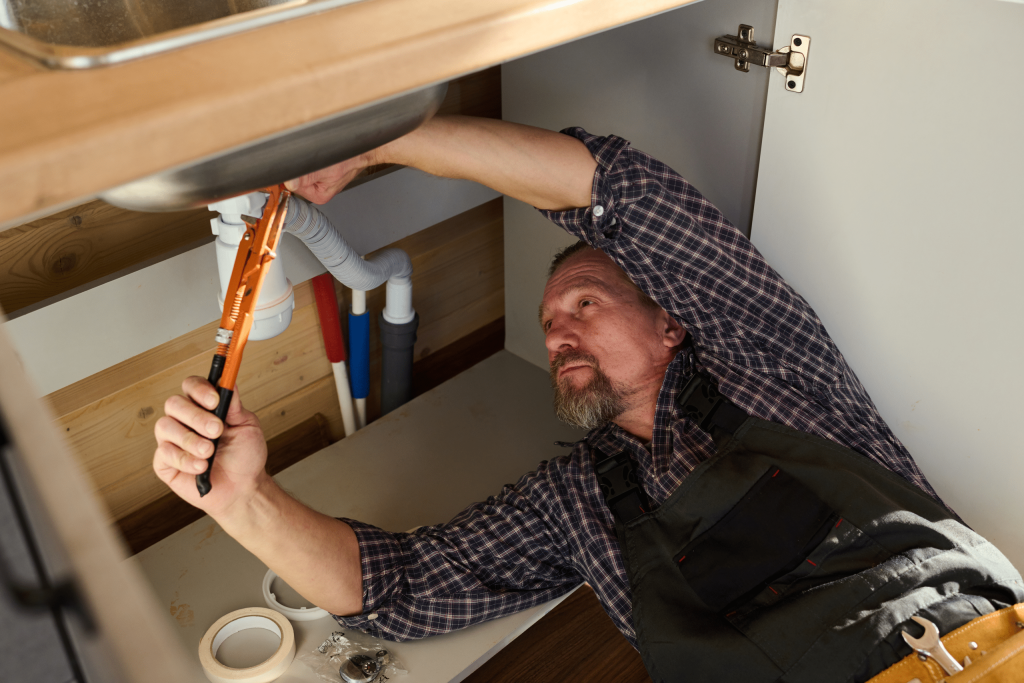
[{"x1": 660, "y1": 312, "x2": 687, "y2": 348}]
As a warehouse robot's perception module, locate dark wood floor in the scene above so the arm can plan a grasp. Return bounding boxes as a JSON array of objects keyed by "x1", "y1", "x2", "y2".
[{"x1": 464, "y1": 585, "x2": 651, "y2": 683}]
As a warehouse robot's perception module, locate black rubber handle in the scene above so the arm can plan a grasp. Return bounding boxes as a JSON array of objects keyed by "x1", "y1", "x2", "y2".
[{"x1": 197, "y1": 355, "x2": 232, "y2": 497}]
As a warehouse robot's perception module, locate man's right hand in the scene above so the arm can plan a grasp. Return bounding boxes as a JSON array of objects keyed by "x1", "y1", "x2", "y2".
[
  {"x1": 153, "y1": 377, "x2": 363, "y2": 616},
  {"x1": 153, "y1": 376, "x2": 268, "y2": 519}
]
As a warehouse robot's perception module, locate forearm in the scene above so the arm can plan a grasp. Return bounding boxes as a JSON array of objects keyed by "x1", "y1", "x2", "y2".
[
  {"x1": 372, "y1": 116, "x2": 597, "y2": 211},
  {"x1": 216, "y1": 473, "x2": 363, "y2": 616}
]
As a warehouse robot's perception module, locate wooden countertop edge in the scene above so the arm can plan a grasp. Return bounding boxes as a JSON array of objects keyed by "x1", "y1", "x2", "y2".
[{"x1": 0, "y1": 0, "x2": 695, "y2": 228}]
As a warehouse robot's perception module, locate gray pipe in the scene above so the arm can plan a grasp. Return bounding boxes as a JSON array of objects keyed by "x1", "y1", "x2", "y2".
[
  {"x1": 283, "y1": 195, "x2": 412, "y2": 291},
  {"x1": 379, "y1": 313, "x2": 419, "y2": 415}
]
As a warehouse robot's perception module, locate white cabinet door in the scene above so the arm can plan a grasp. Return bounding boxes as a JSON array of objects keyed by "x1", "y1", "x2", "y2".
[{"x1": 751, "y1": 0, "x2": 1024, "y2": 566}]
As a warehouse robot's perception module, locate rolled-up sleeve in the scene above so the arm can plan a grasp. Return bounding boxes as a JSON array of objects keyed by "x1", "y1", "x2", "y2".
[{"x1": 334, "y1": 460, "x2": 582, "y2": 640}]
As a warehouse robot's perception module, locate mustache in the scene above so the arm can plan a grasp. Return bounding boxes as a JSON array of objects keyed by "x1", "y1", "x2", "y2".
[{"x1": 550, "y1": 349, "x2": 600, "y2": 374}]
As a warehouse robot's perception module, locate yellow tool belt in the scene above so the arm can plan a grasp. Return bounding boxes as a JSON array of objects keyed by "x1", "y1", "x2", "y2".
[{"x1": 869, "y1": 603, "x2": 1024, "y2": 683}]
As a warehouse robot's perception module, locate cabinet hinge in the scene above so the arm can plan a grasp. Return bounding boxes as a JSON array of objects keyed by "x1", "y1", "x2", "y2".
[{"x1": 714, "y1": 24, "x2": 810, "y2": 93}]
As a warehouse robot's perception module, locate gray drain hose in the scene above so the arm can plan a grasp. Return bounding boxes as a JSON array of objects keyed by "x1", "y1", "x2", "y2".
[
  {"x1": 283, "y1": 196, "x2": 412, "y2": 291},
  {"x1": 379, "y1": 312, "x2": 419, "y2": 415}
]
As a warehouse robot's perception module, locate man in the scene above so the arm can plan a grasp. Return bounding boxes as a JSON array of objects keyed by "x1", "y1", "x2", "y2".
[{"x1": 154, "y1": 116, "x2": 1024, "y2": 682}]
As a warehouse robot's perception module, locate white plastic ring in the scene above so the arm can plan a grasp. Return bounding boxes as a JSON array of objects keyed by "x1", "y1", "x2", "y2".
[
  {"x1": 198, "y1": 607, "x2": 294, "y2": 683},
  {"x1": 262, "y1": 569, "x2": 330, "y2": 621}
]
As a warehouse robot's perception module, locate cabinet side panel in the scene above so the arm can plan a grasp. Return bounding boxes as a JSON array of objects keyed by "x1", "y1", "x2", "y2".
[
  {"x1": 751, "y1": 0, "x2": 1024, "y2": 567},
  {"x1": 502, "y1": 0, "x2": 777, "y2": 370}
]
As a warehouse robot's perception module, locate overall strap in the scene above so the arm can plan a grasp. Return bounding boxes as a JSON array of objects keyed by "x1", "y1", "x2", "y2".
[
  {"x1": 595, "y1": 373, "x2": 748, "y2": 524},
  {"x1": 676, "y1": 372, "x2": 748, "y2": 445}
]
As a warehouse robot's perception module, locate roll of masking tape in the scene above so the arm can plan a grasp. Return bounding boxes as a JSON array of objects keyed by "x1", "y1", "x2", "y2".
[{"x1": 198, "y1": 607, "x2": 295, "y2": 683}]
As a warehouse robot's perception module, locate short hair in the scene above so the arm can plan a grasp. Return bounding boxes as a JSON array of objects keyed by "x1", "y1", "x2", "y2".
[
  {"x1": 548, "y1": 241, "x2": 593, "y2": 278},
  {"x1": 548, "y1": 241, "x2": 661, "y2": 312}
]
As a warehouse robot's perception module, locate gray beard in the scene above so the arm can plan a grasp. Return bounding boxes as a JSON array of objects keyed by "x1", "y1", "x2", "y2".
[{"x1": 550, "y1": 351, "x2": 626, "y2": 431}]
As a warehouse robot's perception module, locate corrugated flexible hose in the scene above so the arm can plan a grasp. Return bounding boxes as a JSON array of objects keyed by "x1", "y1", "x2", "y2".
[{"x1": 283, "y1": 195, "x2": 412, "y2": 291}]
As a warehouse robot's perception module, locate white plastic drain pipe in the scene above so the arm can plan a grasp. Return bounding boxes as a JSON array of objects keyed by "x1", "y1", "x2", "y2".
[
  {"x1": 209, "y1": 193, "x2": 417, "y2": 426},
  {"x1": 282, "y1": 196, "x2": 414, "y2": 322},
  {"x1": 209, "y1": 193, "x2": 295, "y2": 341}
]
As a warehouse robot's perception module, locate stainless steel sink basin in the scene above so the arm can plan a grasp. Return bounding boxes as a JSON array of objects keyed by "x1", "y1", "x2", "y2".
[
  {"x1": 2, "y1": 0, "x2": 448, "y2": 211},
  {"x1": 0, "y1": 0, "x2": 365, "y2": 68},
  {"x1": 99, "y1": 81, "x2": 448, "y2": 212}
]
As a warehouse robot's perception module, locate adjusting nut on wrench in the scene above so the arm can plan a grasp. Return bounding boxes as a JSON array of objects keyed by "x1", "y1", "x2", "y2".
[{"x1": 901, "y1": 615, "x2": 963, "y2": 676}]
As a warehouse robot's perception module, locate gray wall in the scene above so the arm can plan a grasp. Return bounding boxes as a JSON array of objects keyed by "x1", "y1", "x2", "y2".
[
  {"x1": 502, "y1": 0, "x2": 778, "y2": 370},
  {"x1": 752, "y1": 0, "x2": 1024, "y2": 568}
]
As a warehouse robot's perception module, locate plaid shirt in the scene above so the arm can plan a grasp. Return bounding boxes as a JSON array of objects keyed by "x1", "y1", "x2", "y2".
[{"x1": 336, "y1": 129, "x2": 939, "y2": 646}]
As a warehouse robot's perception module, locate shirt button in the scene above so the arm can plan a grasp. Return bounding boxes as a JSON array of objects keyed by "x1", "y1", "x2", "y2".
[
  {"x1": 367, "y1": 613, "x2": 378, "y2": 620},
  {"x1": 593, "y1": 205, "x2": 605, "y2": 217}
]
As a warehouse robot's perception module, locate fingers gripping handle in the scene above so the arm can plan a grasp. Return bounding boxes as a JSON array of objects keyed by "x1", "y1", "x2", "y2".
[{"x1": 197, "y1": 356, "x2": 233, "y2": 497}]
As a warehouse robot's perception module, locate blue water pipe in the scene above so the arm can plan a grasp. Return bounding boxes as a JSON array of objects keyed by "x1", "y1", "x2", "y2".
[{"x1": 348, "y1": 309, "x2": 371, "y2": 403}]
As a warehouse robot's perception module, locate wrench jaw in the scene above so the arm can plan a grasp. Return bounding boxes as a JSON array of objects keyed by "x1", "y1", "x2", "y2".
[
  {"x1": 902, "y1": 615, "x2": 941, "y2": 652},
  {"x1": 901, "y1": 616, "x2": 965, "y2": 676}
]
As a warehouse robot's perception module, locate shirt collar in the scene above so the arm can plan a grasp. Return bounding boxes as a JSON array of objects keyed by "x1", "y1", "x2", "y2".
[{"x1": 583, "y1": 347, "x2": 694, "y2": 462}]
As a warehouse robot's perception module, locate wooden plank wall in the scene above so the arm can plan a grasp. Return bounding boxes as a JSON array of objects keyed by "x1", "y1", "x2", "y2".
[{"x1": 0, "y1": 66, "x2": 501, "y2": 317}]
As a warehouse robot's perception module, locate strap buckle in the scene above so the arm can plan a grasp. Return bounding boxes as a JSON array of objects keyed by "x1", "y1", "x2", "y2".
[
  {"x1": 676, "y1": 373, "x2": 748, "y2": 437},
  {"x1": 595, "y1": 451, "x2": 648, "y2": 524}
]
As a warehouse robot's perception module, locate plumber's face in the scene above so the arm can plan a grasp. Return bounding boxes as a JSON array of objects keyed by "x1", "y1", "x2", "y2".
[{"x1": 540, "y1": 249, "x2": 682, "y2": 428}]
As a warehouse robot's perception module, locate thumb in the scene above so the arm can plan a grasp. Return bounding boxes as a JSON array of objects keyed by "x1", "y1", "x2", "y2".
[{"x1": 224, "y1": 384, "x2": 259, "y2": 429}]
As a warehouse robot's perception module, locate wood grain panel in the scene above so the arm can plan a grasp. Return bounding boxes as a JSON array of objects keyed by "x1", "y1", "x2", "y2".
[
  {"x1": 436, "y1": 66, "x2": 502, "y2": 119},
  {"x1": 47, "y1": 199, "x2": 504, "y2": 521},
  {"x1": 0, "y1": 200, "x2": 214, "y2": 314},
  {"x1": 0, "y1": 68, "x2": 498, "y2": 316},
  {"x1": 44, "y1": 283, "x2": 316, "y2": 417},
  {"x1": 464, "y1": 585, "x2": 651, "y2": 683},
  {"x1": 254, "y1": 374, "x2": 345, "y2": 444},
  {"x1": 57, "y1": 299, "x2": 333, "y2": 518}
]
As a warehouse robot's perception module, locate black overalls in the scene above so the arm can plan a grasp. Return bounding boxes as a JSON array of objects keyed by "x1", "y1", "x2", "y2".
[{"x1": 597, "y1": 375, "x2": 1024, "y2": 683}]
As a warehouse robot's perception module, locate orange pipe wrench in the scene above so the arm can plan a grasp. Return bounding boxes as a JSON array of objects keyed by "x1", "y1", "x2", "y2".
[{"x1": 197, "y1": 185, "x2": 291, "y2": 496}]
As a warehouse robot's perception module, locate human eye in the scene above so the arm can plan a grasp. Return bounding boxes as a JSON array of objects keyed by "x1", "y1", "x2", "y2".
[{"x1": 579, "y1": 298, "x2": 594, "y2": 308}]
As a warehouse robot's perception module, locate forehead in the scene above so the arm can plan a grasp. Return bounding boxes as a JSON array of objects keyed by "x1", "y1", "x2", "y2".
[{"x1": 540, "y1": 251, "x2": 630, "y2": 312}]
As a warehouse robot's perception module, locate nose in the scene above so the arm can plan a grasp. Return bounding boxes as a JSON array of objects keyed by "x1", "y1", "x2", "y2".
[{"x1": 545, "y1": 315, "x2": 580, "y2": 359}]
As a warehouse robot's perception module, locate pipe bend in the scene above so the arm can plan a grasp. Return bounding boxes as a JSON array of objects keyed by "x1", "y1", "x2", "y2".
[{"x1": 284, "y1": 195, "x2": 412, "y2": 291}]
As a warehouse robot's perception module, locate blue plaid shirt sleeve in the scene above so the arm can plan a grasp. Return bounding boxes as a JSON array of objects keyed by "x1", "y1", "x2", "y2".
[
  {"x1": 540, "y1": 128, "x2": 938, "y2": 497},
  {"x1": 332, "y1": 460, "x2": 583, "y2": 640}
]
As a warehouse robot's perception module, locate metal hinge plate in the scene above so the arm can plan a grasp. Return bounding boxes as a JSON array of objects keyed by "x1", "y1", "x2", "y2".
[{"x1": 714, "y1": 24, "x2": 811, "y2": 93}]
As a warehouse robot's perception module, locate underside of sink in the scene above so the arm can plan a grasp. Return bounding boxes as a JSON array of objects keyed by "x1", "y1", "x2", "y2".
[
  {"x1": 0, "y1": 0, "x2": 364, "y2": 68},
  {"x1": 99, "y1": 81, "x2": 448, "y2": 212}
]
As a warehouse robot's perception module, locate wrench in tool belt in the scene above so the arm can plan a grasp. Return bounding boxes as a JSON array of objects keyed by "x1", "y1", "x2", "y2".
[{"x1": 901, "y1": 615, "x2": 964, "y2": 676}]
